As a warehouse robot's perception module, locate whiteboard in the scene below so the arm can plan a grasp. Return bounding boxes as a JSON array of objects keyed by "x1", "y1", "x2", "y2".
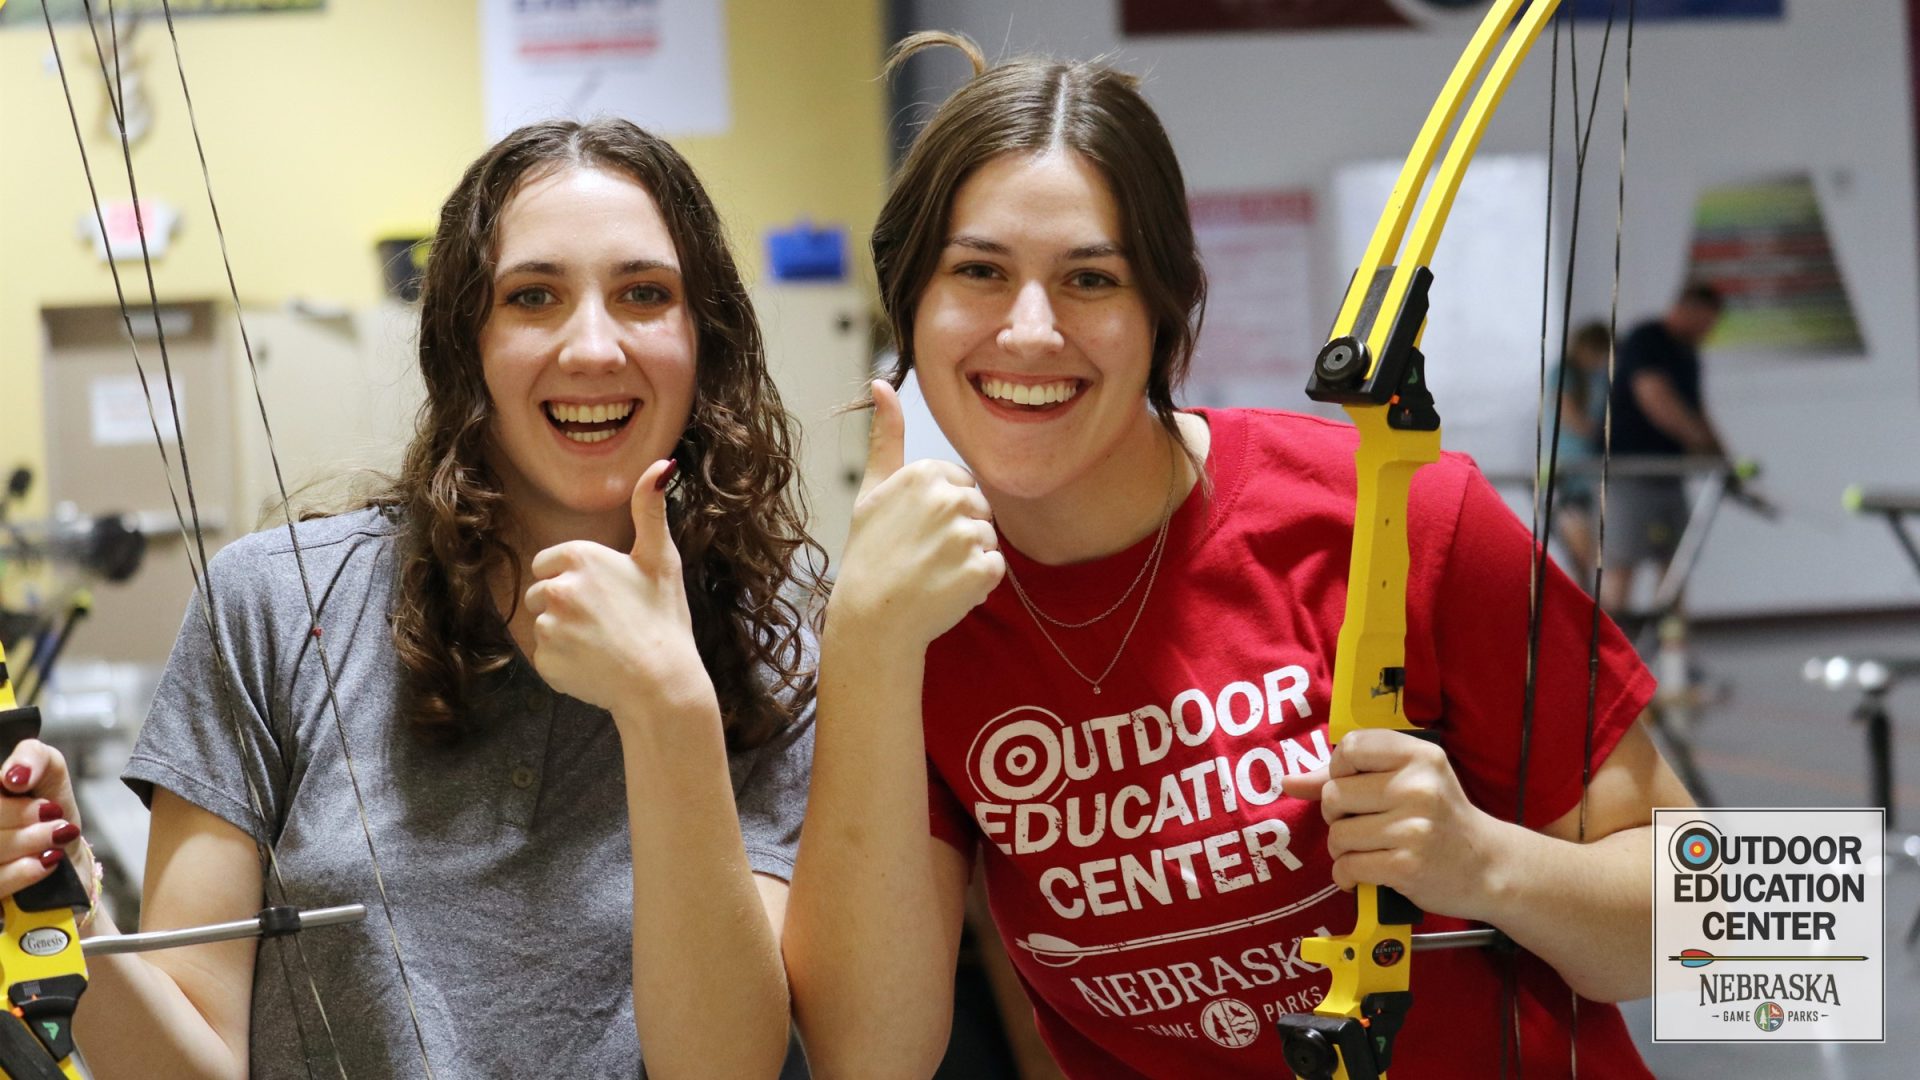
[{"x1": 1331, "y1": 153, "x2": 1561, "y2": 479}]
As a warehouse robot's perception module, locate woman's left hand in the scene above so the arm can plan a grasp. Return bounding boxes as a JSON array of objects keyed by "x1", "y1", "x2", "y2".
[
  {"x1": 523, "y1": 458, "x2": 712, "y2": 720},
  {"x1": 1281, "y1": 728, "x2": 1509, "y2": 921}
]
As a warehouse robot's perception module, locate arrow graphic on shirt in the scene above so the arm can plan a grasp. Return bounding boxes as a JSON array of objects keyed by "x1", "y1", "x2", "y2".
[
  {"x1": 1670, "y1": 949, "x2": 1868, "y2": 969},
  {"x1": 1016, "y1": 887, "x2": 1508, "y2": 971},
  {"x1": 1016, "y1": 885, "x2": 1345, "y2": 968}
]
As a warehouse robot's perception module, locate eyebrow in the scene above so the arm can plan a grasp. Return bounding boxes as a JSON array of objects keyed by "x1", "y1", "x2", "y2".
[
  {"x1": 944, "y1": 234, "x2": 1128, "y2": 261},
  {"x1": 495, "y1": 258, "x2": 680, "y2": 278}
]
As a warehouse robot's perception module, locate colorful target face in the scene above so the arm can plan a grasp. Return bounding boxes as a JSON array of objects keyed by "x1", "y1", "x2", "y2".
[{"x1": 1670, "y1": 821, "x2": 1724, "y2": 873}]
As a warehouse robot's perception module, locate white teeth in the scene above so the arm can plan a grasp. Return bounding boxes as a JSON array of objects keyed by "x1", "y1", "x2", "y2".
[
  {"x1": 562, "y1": 429, "x2": 615, "y2": 444},
  {"x1": 979, "y1": 377, "x2": 1078, "y2": 407},
  {"x1": 546, "y1": 400, "x2": 635, "y2": 424}
]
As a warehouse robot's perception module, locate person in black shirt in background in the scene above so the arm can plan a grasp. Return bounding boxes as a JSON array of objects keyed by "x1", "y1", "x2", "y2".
[{"x1": 1599, "y1": 282, "x2": 1727, "y2": 616}]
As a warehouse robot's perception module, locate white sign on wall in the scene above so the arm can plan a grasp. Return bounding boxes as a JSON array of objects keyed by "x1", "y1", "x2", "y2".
[
  {"x1": 1185, "y1": 189, "x2": 1317, "y2": 410},
  {"x1": 481, "y1": 0, "x2": 731, "y2": 140},
  {"x1": 90, "y1": 374, "x2": 183, "y2": 448},
  {"x1": 1331, "y1": 153, "x2": 1557, "y2": 477}
]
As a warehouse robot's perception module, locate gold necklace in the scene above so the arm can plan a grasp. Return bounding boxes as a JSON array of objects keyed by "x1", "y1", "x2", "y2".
[{"x1": 1002, "y1": 448, "x2": 1182, "y2": 695}]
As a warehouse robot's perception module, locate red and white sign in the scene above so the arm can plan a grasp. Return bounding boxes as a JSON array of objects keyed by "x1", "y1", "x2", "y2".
[
  {"x1": 482, "y1": 0, "x2": 730, "y2": 139},
  {"x1": 78, "y1": 198, "x2": 180, "y2": 263}
]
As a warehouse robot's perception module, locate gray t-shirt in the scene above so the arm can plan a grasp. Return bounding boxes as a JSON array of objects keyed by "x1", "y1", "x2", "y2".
[{"x1": 121, "y1": 508, "x2": 813, "y2": 1079}]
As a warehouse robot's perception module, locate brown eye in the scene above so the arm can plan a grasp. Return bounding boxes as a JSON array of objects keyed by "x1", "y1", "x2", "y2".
[{"x1": 506, "y1": 286, "x2": 556, "y2": 308}]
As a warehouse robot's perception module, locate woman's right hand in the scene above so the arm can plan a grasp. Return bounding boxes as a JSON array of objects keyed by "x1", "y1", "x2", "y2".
[
  {"x1": 0, "y1": 739, "x2": 86, "y2": 901},
  {"x1": 829, "y1": 380, "x2": 1006, "y2": 650}
]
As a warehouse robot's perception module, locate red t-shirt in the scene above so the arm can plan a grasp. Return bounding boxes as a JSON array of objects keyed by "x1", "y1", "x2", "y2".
[{"x1": 923, "y1": 408, "x2": 1657, "y2": 1080}]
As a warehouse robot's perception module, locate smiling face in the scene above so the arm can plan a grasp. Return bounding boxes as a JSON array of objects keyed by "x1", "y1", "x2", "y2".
[
  {"x1": 912, "y1": 150, "x2": 1161, "y2": 509},
  {"x1": 478, "y1": 165, "x2": 696, "y2": 548}
]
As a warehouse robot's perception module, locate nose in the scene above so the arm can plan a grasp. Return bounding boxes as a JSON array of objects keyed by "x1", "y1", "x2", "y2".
[
  {"x1": 997, "y1": 281, "x2": 1064, "y2": 357},
  {"x1": 557, "y1": 298, "x2": 625, "y2": 373}
]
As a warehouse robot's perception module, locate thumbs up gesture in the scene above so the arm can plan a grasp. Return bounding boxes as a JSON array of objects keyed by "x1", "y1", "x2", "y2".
[
  {"x1": 829, "y1": 380, "x2": 1005, "y2": 650},
  {"x1": 524, "y1": 458, "x2": 711, "y2": 719}
]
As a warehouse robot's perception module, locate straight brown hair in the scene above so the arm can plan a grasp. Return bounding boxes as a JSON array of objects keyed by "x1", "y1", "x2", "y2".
[{"x1": 872, "y1": 32, "x2": 1208, "y2": 463}]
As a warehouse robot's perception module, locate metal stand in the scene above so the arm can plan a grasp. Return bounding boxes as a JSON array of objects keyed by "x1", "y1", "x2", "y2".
[
  {"x1": 1848, "y1": 488, "x2": 1920, "y2": 581},
  {"x1": 1806, "y1": 656, "x2": 1920, "y2": 946}
]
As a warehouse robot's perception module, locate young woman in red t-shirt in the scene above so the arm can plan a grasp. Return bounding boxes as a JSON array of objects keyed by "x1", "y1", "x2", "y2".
[{"x1": 786, "y1": 32, "x2": 1690, "y2": 1080}]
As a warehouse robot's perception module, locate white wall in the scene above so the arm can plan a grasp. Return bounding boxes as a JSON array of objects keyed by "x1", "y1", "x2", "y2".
[{"x1": 898, "y1": 0, "x2": 1920, "y2": 617}]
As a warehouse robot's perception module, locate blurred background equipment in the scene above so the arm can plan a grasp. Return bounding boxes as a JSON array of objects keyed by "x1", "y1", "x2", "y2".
[
  {"x1": 1806, "y1": 654, "x2": 1920, "y2": 946},
  {"x1": 1848, "y1": 486, "x2": 1920, "y2": 581},
  {"x1": 0, "y1": 505, "x2": 149, "y2": 586}
]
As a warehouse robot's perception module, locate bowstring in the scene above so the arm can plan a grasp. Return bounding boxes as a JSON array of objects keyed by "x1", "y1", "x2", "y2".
[
  {"x1": 87, "y1": 10, "x2": 330, "y2": 1068},
  {"x1": 1517, "y1": 0, "x2": 1634, "y2": 1077},
  {"x1": 1508, "y1": 13, "x2": 1563, "y2": 1078},
  {"x1": 147, "y1": 4, "x2": 438, "y2": 1074},
  {"x1": 39, "y1": 5, "x2": 344, "y2": 1078},
  {"x1": 1590, "y1": 0, "x2": 1640, "y2": 873},
  {"x1": 39, "y1": 1, "x2": 437, "y2": 1076}
]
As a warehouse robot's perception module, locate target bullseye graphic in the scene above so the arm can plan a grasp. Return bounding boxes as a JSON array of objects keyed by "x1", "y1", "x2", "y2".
[
  {"x1": 1670, "y1": 821, "x2": 1724, "y2": 873},
  {"x1": 967, "y1": 705, "x2": 1071, "y2": 804}
]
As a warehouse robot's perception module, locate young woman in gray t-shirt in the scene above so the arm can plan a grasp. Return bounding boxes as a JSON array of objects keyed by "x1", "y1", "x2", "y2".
[{"x1": 3, "y1": 119, "x2": 819, "y2": 1079}]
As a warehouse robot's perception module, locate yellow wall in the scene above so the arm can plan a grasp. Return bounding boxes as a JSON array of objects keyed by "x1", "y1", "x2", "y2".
[{"x1": 0, "y1": 0, "x2": 887, "y2": 512}]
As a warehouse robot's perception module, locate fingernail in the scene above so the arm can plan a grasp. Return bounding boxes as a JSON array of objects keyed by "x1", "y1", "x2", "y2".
[
  {"x1": 4, "y1": 766, "x2": 28, "y2": 792},
  {"x1": 38, "y1": 850, "x2": 62, "y2": 869},
  {"x1": 654, "y1": 459, "x2": 679, "y2": 491},
  {"x1": 36, "y1": 802, "x2": 62, "y2": 823},
  {"x1": 51, "y1": 823, "x2": 79, "y2": 846}
]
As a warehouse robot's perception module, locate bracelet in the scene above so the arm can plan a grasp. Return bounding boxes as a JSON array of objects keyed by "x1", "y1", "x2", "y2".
[{"x1": 76, "y1": 836, "x2": 104, "y2": 932}]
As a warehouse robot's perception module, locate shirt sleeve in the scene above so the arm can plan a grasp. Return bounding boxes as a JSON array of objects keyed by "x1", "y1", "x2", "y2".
[
  {"x1": 731, "y1": 687, "x2": 817, "y2": 883},
  {"x1": 1427, "y1": 464, "x2": 1656, "y2": 831},
  {"x1": 927, "y1": 764, "x2": 976, "y2": 857},
  {"x1": 121, "y1": 540, "x2": 290, "y2": 847}
]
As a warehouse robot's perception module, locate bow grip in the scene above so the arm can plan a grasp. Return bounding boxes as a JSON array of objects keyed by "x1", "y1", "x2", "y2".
[{"x1": 0, "y1": 704, "x2": 89, "y2": 1080}]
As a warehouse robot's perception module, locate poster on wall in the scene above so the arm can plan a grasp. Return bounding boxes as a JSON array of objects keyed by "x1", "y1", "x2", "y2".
[
  {"x1": 1331, "y1": 153, "x2": 1555, "y2": 476},
  {"x1": 481, "y1": 0, "x2": 729, "y2": 140},
  {"x1": 0, "y1": 0, "x2": 322, "y2": 24},
  {"x1": 1120, "y1": 0, "x2": 1781, "y2": 36},
  {"x1": 1183, "y1": 190, "x2": 1317, "y2": 409},
  {"x1": 1684, "y1": 174, "x2": 1865, "y2": 356}
]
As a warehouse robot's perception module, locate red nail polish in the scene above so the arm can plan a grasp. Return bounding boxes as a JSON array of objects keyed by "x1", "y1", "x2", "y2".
[
  {"x1": 654, "y1": 459, "x2": 679, "y2": 491},
  {"x1": 4, "y1": 766, "x2": 28, "y2": 792},
  {"x1": 36, "y1": 803, "x2": 62, "y2": 823},
  {"x1": 38, "y1": 850, "x2": 62, "y2": 869},
  {"x1": 51, "y1": 823, "x2": 79, "y2": 846}
]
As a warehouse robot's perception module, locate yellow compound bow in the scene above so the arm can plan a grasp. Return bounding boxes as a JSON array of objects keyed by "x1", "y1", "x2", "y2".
[{"x1": 1271, "y1": 1, "x2": 1614, "y2": 1077}]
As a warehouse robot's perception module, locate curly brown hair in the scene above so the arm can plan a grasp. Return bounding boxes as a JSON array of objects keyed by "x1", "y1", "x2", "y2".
[
  {"x1": 380, "y1": 118, "x2": 822, "y2": 750},
  {"x1": 872, "y1": 32, "x2": 1207, "y2": 468}
]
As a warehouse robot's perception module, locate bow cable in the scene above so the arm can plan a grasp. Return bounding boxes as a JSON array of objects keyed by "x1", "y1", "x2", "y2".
[{"x1": 37, "y1": 1, "x2": 437, "y2": 1075}]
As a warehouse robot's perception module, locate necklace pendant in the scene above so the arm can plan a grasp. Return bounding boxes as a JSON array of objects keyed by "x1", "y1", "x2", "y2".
[{"x1": 1092, "y1": 685, "x2": 1102, "y2": 695}]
